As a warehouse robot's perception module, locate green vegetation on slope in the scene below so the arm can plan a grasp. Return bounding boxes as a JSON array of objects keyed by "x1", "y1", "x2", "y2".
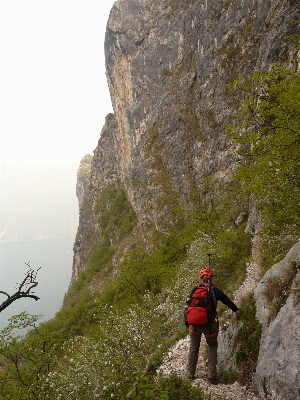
[
  {"x1": 67, "y1": 183, "x2": 137, "y2": 295},
  {"x1": 233, "y1": 294, "x2": 262, "y2": 383},
  {"x1": 227, "y1": 62, "x2": 300, "y2": 270},
  {"x1": 53, "y1": 183, "x2": 139, "y2": 336},
  {"x1": 0, "y1": 172, "x2": 252, "y2": 398}
]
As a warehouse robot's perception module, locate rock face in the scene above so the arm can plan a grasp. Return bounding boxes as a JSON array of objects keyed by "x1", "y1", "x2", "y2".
[
  {"x1": 105, "y1": 0, "x2": 300, "y2": 231},
  {"x1": 72, "y1": 0, "x2": 300, "y2": 395},
  {"x1": 72, "y1": 114, "x2": 119, "y2": 280},
  {"x1": 253, "y1": 242, "x2": 300, "y2": 400},
  {"x1": 76, "y1": 154, "x2": 93, "y2": 210},
  {"x1": 73, "y1": 0, "x2": 299, "y2": 275}
]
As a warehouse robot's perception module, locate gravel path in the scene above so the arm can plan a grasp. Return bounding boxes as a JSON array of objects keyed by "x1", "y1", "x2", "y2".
[{"x1": 158, "y1": 337, "x2": 261, "y2": 400}]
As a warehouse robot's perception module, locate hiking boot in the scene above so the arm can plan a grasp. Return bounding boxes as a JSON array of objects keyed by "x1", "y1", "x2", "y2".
[{"x1": 207, "y1": 377, "x2": 218, "y2": 385}]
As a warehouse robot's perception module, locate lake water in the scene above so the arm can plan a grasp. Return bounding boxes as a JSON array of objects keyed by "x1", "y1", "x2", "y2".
[{"x1": 0, "y1": 238, "x2": 74, "y2": 330}]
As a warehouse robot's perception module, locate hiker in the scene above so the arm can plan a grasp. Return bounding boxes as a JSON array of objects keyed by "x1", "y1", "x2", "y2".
[{"x1": 185, "y1": 267, "x2": 239, "y2": 384}]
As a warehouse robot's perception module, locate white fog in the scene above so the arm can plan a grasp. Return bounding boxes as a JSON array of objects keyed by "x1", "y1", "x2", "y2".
[{"x1": 1, "y1": 1, "x2": 115, "y2": 329}]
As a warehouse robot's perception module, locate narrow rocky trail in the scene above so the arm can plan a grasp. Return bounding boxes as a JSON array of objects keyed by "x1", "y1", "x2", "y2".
[
  {"x1": 233, "y1": 234, "x2": 262, "y2": 305},
  {"x1": 158, "y1": 338, "x2": 261, "y2": 400},
  {"x1": 159, "y1": 235, "x2": 266, "y2": 399}
]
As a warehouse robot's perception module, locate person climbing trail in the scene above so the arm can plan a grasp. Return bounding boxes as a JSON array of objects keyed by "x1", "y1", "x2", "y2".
[{"x1": 184, "y1": 266, "x2": 239, "y2": 384}]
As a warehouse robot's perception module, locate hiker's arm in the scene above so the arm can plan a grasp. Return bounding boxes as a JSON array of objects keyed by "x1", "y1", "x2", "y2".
[{"x1": 213, "y1": 288, "x2": 239, "y2": 312}]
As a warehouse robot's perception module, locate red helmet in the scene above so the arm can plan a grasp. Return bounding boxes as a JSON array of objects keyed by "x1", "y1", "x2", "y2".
[{"x1": 199, "y1": 267, "x2": 214, "y2": 279}]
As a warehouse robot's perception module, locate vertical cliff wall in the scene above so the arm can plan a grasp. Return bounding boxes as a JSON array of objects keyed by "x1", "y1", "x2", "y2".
[
  {"x1": 73, "y1": 0, "x2": 299, "y2": 282},
  {"x1": 104, "y1": 0, "x2": 299, "y2": 231}
]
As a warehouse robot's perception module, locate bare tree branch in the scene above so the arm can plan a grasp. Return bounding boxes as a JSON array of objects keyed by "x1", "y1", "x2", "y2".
[{"x1": 0, "y1": 262, "x2": 40, "y2": 313}]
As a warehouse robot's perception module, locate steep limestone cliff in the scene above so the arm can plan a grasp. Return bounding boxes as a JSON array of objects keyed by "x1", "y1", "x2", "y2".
[
  {"x1": 71, "y1": 0, "x2": 300, "y2": 397},
  {"x1": 72, "y1": 114, "x2": 119, "y2": 280},
  {"x1": 74, "y1": 0, "x2": 299, "y2": 276},
  {"x1": 105, "y1": 0, "x2": 299, "y2": 231}
]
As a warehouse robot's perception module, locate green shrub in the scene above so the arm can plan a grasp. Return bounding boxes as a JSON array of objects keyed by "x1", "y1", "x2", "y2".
[
  {"x1": 127, "y1": 374, "x2": 205, "y2": 399},
  {"x1": 0, "y1": 313, "x2": 65, "y2": 399},
  {"x1": 96, "y1": 183, "x2": 138, "y2": 242},
  {"x1": 233, "y1": 294, "x2": 262, "y2": 382},
  {"x1": 219, "y1": 369, "x2": 239, "y2": 384},
  {"x1": 161, "y1": 66, "x2": 171, "y2": 77},
  {"x1": 227, "y1": 63, "x2": 300, "y2": 270}
]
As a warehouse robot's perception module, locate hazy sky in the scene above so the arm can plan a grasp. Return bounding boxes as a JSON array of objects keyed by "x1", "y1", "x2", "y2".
[
  {"x1": 1, "y1": 1, "x2": 117, "y2": 326},
  {"x1": 1, "y1": 0, "x2": 115, "y2": 241},
  {"x1": 1, "y1": 0, "x2": 114, "y2": 163}
]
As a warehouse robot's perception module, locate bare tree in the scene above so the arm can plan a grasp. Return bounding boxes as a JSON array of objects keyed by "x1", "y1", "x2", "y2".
[{"x1": 0, "y1": 262, "x2": 40, "y2": 313}]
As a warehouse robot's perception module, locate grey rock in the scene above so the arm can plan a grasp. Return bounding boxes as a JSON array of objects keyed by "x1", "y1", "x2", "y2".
[
  {"x1": 104, "y1": 0, "x2": 300, "y2": 231},
  {"x1": 254, "y1": 242, "x2": 300, "y2": 399},
  {"x1": 217, "y1": 317, "x2": 242, "y2": 374},
  {"x1": 72, "y1": 114, "x2": 119, "y2": 281},
  {"x1": 245, "y1": 196, "x2": 263, "y2": 235},
  {"x1": 76, "y1": 155, "x2": 93, "y2": 210}
]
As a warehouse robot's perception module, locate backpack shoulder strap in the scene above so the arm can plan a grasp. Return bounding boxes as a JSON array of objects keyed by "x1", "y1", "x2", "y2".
[{"x1": 191, "y1": 285, "x2": 200, "y2": 295}]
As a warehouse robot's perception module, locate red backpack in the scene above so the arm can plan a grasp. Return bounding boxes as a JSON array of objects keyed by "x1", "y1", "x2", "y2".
[{"x1": 185, "y1": 284, "x2": 215, "y2": 326}]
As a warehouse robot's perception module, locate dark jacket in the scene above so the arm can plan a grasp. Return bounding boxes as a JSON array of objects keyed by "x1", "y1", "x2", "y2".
[{"x1": 211, "y1": 286, "x2": 238, "y2": 312}]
